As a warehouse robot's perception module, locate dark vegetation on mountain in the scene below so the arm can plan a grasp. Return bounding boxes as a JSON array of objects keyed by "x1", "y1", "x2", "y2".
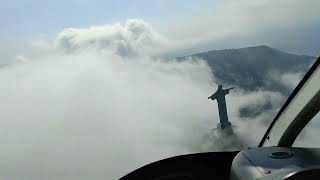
[{"x1": 185, "y1": 45, "x2": 315, "y2": 94}]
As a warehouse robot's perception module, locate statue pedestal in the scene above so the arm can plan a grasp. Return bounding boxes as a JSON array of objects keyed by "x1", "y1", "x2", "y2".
[{"x1": 205, "y1": 126, "x2": 245, "y2": 151}]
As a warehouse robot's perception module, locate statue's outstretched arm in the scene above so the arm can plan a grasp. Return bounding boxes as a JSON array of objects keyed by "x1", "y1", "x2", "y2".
[
  {"x1": 225, "y1": 87, "x2": 234, "y2": 94},
  {"x1": 208, "y1": 93, "x2": 217, "y2": 100}
]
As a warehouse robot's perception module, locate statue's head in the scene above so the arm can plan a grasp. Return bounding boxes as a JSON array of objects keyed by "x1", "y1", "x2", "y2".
[{"x1": 218, "y1": 84, "x2": 223, "y2": 89}]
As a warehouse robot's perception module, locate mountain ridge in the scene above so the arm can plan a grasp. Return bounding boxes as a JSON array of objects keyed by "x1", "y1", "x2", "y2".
[
  {"x1": 182, "y1": 45, "x2": 316, "y2": 93},
  {"x1": 186, "y1": 45, "x2": 315, "y2": 59}
]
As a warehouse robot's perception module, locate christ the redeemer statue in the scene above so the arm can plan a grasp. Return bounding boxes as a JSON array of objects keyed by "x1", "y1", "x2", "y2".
[{"x1": 208, "y1": 85, "x2": 234, "y2": 130}]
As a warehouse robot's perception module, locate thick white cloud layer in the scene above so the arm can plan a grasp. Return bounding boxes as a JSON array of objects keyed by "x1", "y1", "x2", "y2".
[
  {"x1": 0, "y1": 19, "x2": 297, "y2": 179},
  {"x1": 55, "y1": 19, "x2": 170, "y2": 57},
  {"x1": 0, "y1": 53, "x2": 216, "y2": 179}
]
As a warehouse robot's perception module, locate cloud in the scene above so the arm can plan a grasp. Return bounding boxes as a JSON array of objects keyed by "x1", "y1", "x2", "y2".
[
  {"x1": 234, "y1": 90, "x2": 285, "y2": 120},
  {"x1": 15, "y1": 55, "x2": 30, "y2": 63},
  {"x1": 55, "y1": 19, "x2": 170, "y2": 57},
  {"x1": 0, "y1": 49, "x2": 216, "y2": 179},
  {"x1": 31, "y1": 39, "x2": 52, "y2": 51},
  {"x1": 0, "y1": 19, "x2": 297, "y2": 179},
  {"x1": 278, "y1": 72, "x2": 304, "y2": 90},
  {"x1": 267, "y1": 71, "x2": 304, "y2": 91}
]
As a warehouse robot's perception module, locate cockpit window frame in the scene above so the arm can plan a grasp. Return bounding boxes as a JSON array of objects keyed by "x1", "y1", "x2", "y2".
[{"x1": 259, "y1": 57, "x2": 320, "y2": 147}]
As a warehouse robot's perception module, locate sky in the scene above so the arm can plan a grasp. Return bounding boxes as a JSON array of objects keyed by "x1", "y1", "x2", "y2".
[
  {"x1": 1, "y1": 0, "x2": 214, "y2": 41},
  {"x1": 0, "y1": 1, "x2": 319, "y2": 179},
  {"x1": 1, "y1": 0, "x2": 320, "y2": 64}
]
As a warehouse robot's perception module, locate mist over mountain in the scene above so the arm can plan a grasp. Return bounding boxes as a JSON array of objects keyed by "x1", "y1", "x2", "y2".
[
  {"x1": 181, "y1": 46, "x2": 316, "y2": 119},
  {"x1": 184, "y1": 45, "x2": 315, "y2": 94}
]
